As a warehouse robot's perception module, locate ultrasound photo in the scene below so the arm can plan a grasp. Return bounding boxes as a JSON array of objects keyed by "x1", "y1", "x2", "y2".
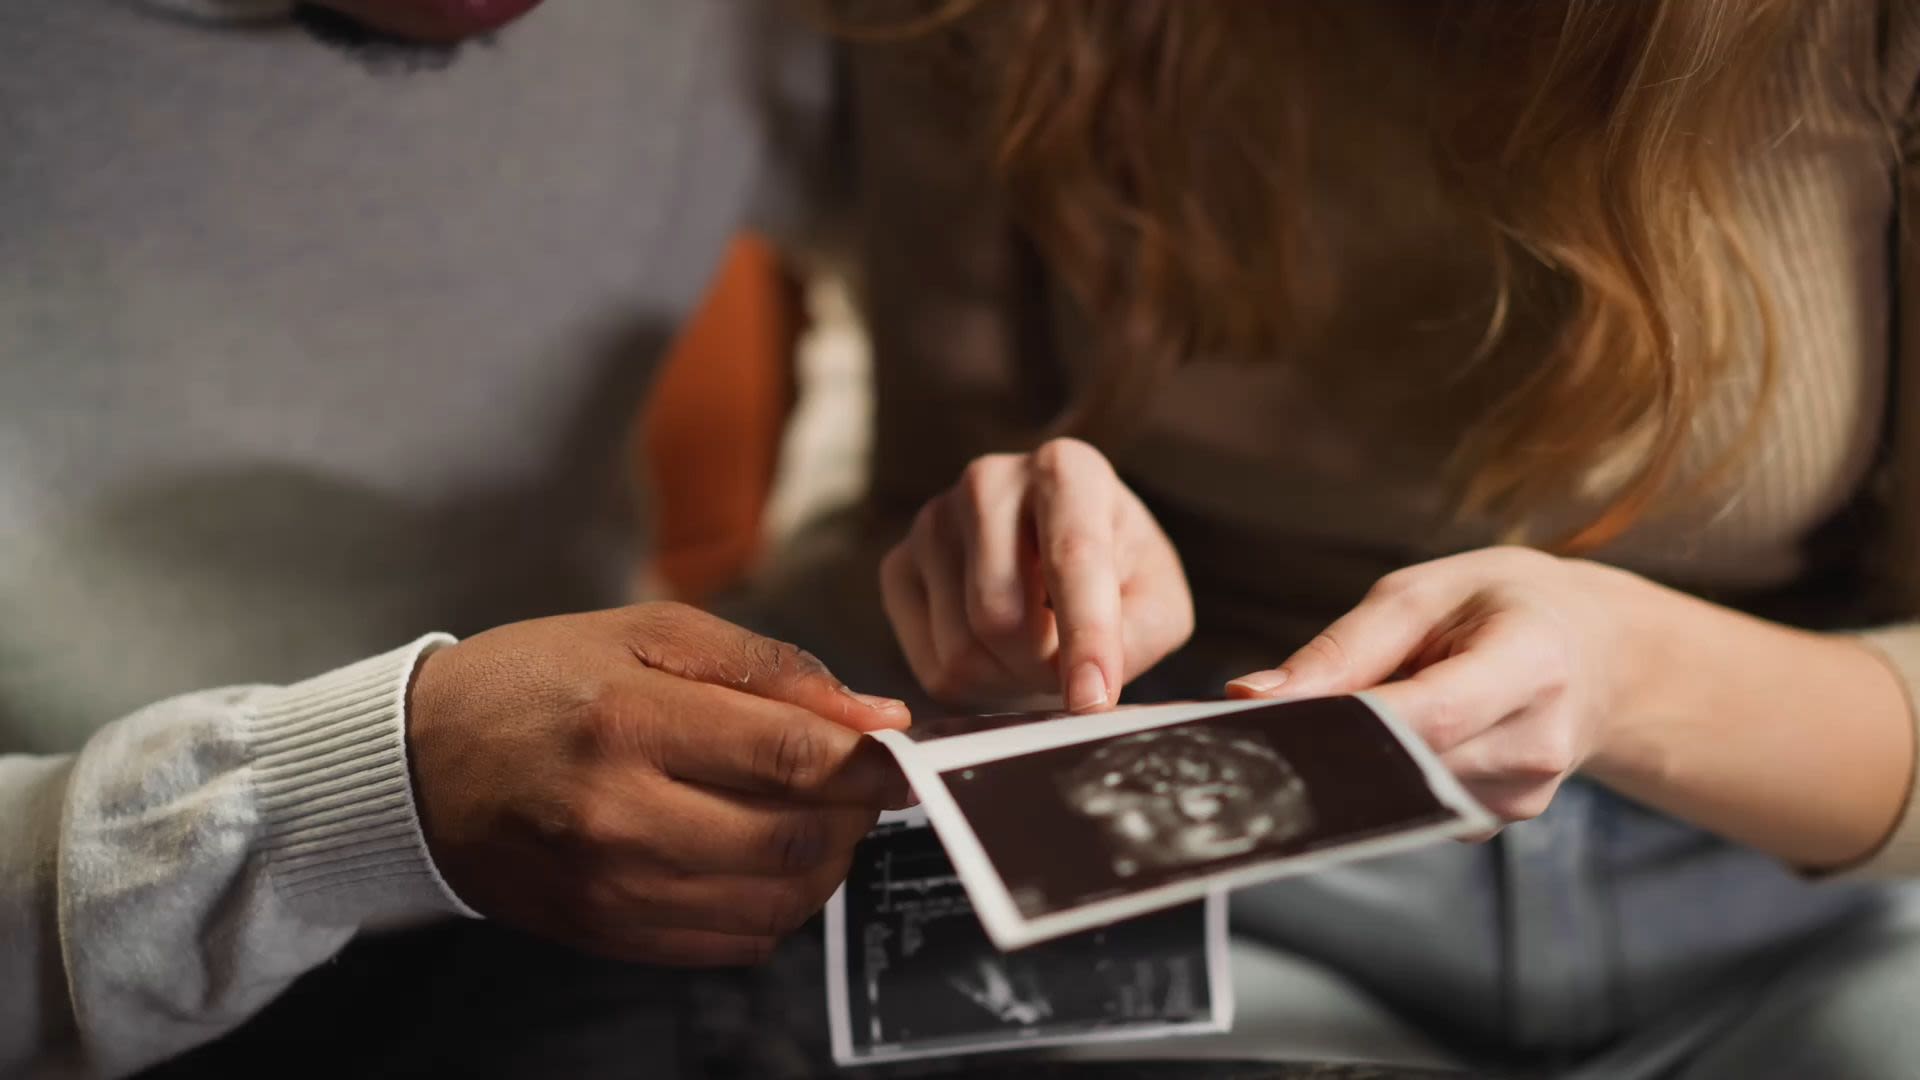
[
  {"x1": 946, "y1": 697, "x2": 1457, "y2": 920},
  {"x1": 868, "y1": 695, "x2": 1489, "y2": 948},
  {"x1": 826, "y1": 820, "x2": 1228, "y2": 1066}
]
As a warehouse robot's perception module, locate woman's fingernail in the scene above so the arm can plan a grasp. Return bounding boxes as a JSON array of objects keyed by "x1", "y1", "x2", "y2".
[
  {"x1": 1067, "y1": 662, "x2": 1109, "y2": 712},
  {"x1": 1228, "y1": 670, "x2": 1289, "y2": 695}
]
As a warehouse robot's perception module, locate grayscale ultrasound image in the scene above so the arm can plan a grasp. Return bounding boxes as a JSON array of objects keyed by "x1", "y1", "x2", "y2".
[
  {"x1": 941, "y1": 697, "x2": 1456, "y2": 919},
  {"x1": 841, "y1": 823, "x2": 1213, "y2": 1058},
  {"x1": 1060, "y1": 727, "x2": 1315, "y2": 879}
]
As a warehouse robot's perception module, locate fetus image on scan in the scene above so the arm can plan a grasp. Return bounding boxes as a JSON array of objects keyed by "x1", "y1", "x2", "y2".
[
  {"x1": 948, "y1": 954, "x2": 1055, "y2": 1027},
  {"x1": 1060, "y1": 726, "x2": 1314, "y2": 878}
]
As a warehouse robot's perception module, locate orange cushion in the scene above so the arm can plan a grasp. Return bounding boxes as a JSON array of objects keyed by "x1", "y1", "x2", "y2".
[{"x1": 637, "y1": 234, "x2": 802, "y2": 602}]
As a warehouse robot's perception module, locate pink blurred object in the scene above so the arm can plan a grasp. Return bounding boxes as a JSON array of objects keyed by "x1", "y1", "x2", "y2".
[{"x1": 317, "y1": 0, "x2": 545, "y2": 41}]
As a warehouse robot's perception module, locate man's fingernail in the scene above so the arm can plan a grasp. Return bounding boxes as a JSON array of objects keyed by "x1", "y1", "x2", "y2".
[
  {"x1": 1067, "y1": 662, "x2": 1108, "y2": 712},
  {"x1": 840, "y1": 685, "x2": 907, "y2": 712},
  {"x1": 1228, "y1": 670, "x2": 1289, "y2": 695}
]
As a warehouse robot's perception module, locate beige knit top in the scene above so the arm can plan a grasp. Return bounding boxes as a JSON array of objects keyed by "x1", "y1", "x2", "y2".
[{"x1": 805, "y1": 0, "x2": 1920, "y2": 872}]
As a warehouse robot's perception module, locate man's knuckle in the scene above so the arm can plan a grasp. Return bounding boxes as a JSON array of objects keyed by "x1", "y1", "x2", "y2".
[
  {"x1": 788, "y1": 645, "x2": 832, "y2": 681},
  {"x1": 743, "y1": 636, "x2": 825, "y2": 685},
  {"x1": 718, "y1": 635, "x2": 769, "y2": 685},
  {"x1": 734, "y1": 936, "x2": 780, "y2": 966},
  {"x1": 655, "y1": 929, "x2": 772, "y2": 968},
  {"x1": 576, "y1": 684, "x2": 630, "y2": 752},
  {"x1": 654, "y1": 599, "x2": 701, "y2": 623},
  {"x1": 580, "y1": 689, "x2": 670, "y2": 769},
  {"x1": 621, "y1": 603, "x2": 664, "y2": 639},
  {"x1": 768, "y1": 812, "x2": 827, "y2": 874},
  {"x1": 759, "y1": 724, "x2": 828, "y2": 791},
  {"x1": 630, "y1": 600, "x2": 699, "y2": 641},
  {"x1": 561, "y1": 794, "x2": 630, "y2": 852},
  {"x1": 578, "y1": 872, "x2": 630, "y2": 917},
  {"x1": 622, "y1": 603, "x2": 709, "y2": 674},
  {"x1": 623, "y1": 929, "x2": 687, "y2": 966},
  {"x1": 758, "y1": 880, "x2": 816, "y2": 937},
  {"x1": 528, "y1": 797, "x2": 583, "y2": 851}
]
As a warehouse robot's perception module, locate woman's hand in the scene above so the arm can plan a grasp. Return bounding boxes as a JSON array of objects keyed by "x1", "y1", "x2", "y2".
[
  {"x1": 1227, "y1": 547, "x2": 1644, "y2": 827},
  {"x1": 881, "y1": 438, "x2": 1194, "y2": 712},
  {"x1": 1228, "y1": 546, "x2": 1917, "y2": 864}
]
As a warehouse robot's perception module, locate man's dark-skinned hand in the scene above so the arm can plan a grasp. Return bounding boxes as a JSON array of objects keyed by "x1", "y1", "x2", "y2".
[{"x1": 406, "y1": 602, "x2": 912, "y2": 967}]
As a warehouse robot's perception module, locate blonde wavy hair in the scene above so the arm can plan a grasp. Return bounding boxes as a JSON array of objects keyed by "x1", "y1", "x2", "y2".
[{"x1": 838, "y1": 0, "x2": 1797, "y2": 550}]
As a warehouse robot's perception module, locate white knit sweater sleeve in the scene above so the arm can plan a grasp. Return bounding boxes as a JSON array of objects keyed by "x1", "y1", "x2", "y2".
[{"x1": 0, "y1": 634, "x2": 474, "y2": 1078}]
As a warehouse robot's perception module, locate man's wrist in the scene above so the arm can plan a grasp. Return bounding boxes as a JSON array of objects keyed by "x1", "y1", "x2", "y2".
[{"x1": 249, "y1": 633, "x2": 476, "y2": 926}]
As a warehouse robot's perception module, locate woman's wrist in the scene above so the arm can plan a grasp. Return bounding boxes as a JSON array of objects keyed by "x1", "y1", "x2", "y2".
[
  {"x1": 1573, "y1": 558, "x2": 1915, "y2": 866},
  {"x1": 1566, "y1": 558, "x2": 1694, "y2": 784}
]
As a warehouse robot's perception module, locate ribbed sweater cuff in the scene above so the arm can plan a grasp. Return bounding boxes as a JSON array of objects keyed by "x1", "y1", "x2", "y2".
[
  {"x1": 1835, "y1": 626, "x2": 1920, "y2": 878},
  {"x1": 249, "y1": 634, "x2": 478, "y2": 924}
]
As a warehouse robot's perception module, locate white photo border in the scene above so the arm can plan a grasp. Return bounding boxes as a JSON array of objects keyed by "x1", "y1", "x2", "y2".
[{"x1": 870, "y1": 693, "x2": 1494, "y2": 950}]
